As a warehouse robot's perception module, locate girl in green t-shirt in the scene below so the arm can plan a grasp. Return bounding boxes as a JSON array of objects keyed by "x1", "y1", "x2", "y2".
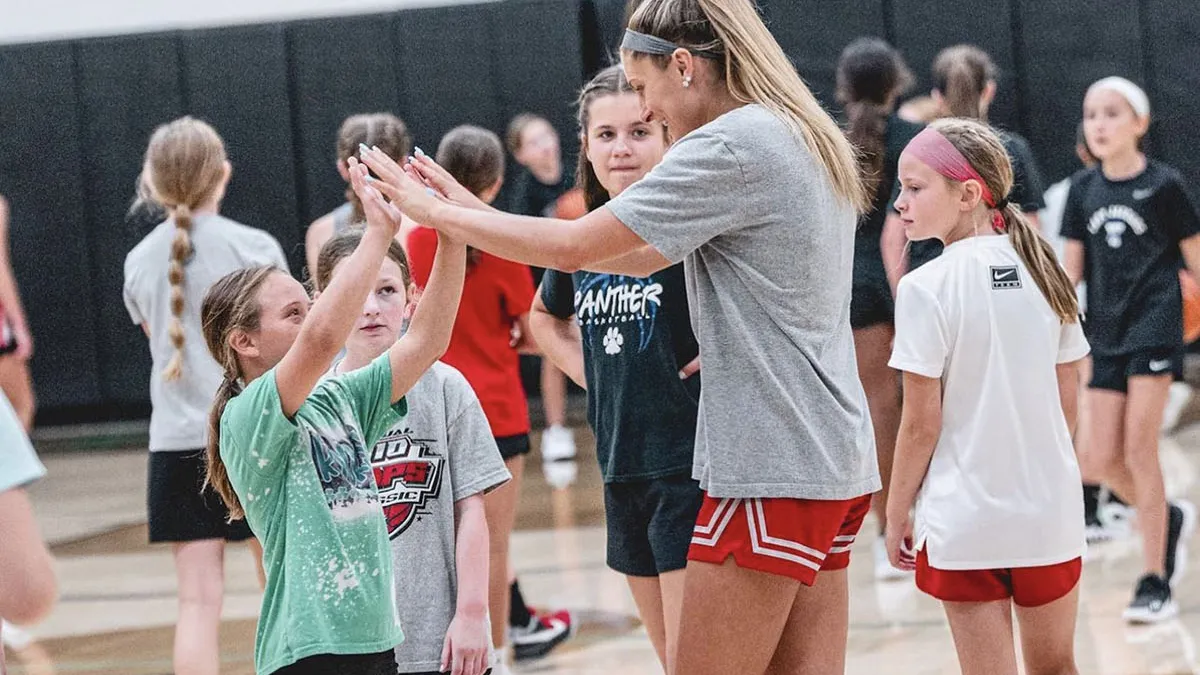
[{"x1": 199, "y1": 159, "x2": 466, "y2": 675}]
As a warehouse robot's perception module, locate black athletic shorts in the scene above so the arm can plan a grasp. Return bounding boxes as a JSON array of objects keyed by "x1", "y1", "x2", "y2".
[
  {"x1": 147, "y1": 449, "x2": 253, "y2": 543},
  {"x1": 495, "y1": 433, "x2": 531, "y2": 461},
  {"x1": 274, "y1": 650, "x2": 397, "y2": 675},
  {"x1": 1090, "y1": 346, "x2": 1184, "y2": 393},
  {"x1": 605, "y1": 473, "x2": 704, "y2": 577}
]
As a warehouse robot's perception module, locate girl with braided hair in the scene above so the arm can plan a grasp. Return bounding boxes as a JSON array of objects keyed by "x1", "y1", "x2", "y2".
[{"x1": 122, "y1": 116, "x2": 288, "y2": 675}]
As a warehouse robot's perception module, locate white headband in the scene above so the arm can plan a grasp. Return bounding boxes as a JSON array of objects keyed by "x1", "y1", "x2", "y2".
[{"x1": 1087, "y1": 76, "x2": 1150, "y2": 118}]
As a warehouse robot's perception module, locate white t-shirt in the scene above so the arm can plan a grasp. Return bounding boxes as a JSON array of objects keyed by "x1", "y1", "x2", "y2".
[
  {"x1": 889, "y1": 235, "x2": 1089, "y2": 569},
  {"x1": 124, "y1": 214, "x2": 288, "y2": 451}
]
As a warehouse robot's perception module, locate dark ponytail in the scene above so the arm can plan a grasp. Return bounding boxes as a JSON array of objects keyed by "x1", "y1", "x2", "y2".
[
  {"x1": 200, "y1": 265, "x2": 278, "y2": 521},
  {"x1": 206, "y1": 375, "x2": 245, "y2": 520},
  {"x1": 836, "y1": 38, "x2": 913, "y2": 200}
]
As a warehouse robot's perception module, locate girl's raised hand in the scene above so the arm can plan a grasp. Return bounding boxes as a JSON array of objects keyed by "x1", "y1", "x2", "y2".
[
  {"x1": 347, "y1": 156, "x2": 402, "y2": 237},
  {"x1": 357, "y1": 146, "x2": 441, "y2": 225}
]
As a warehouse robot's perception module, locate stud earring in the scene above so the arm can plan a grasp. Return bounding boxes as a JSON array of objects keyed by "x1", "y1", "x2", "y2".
[{"x1": 682, "y1": 76, "x2": 692, "y2": 88}]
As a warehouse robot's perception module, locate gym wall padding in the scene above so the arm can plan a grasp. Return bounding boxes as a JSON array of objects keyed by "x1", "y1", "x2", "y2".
[
  {"x1": 5, "y1": 0, "x2": 1200, "y2": 424},
  {"x1": 1140, "y1": 0, "x2": 1200, "y2": 188},
  {"x1": 760, "y1": 0, "x2": 888, "y2": 109},
  {"x1": 287, "y1": 13, "x2": 405, "y2": 229},
  {"x1": 75, "y1": 33, "x2": 185, "y2": 407},
  {"x1": 395, "y1": 5, "x2": 500, "y2": 148},
  {"x1": 0, "y1": 43, "x2": 103, "y2": 411},
  {"x1": 492, "y1": 0, "x2": 583, "y2": 160},
  {"x1": 1016, "y1": 0, "x2": 1144, "y2": 183},
  {"x1": 889, "y1": 0, "x2": 1022, "y2": 133},
  {"x1": 182, "y1": 23, "x2": 306, "y2": 275}
]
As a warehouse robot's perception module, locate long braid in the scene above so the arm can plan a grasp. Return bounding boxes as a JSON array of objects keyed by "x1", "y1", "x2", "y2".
[{"x1": 163, "y1": 204, "x2": 194, "y2": 381}]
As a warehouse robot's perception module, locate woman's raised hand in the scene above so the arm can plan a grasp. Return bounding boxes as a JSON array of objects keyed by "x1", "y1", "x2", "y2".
[
  {"x1": 357, "y1": 146, "x2": 442, "y2": 226},
  {"x1": 406, "y1": 149, "x2": 492, "y2": 213}
]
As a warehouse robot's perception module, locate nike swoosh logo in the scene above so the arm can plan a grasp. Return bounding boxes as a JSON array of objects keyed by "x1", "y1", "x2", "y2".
[
  {"x1": 992, "y1": 270, "x2": 1017, "y2": 281},
  {"x1": 1149, "y1": 359, "x2": 1172, "y2": 372},
  {"x1": 1134, "y1": 188, "x2": 1154, "y2": 200}
]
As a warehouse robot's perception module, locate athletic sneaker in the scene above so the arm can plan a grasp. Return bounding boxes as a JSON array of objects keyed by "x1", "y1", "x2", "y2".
[
  {"x1": 1123, "y1": 573, "x2": 1177, "y2": 624},
  {"x1": 1085, "y1": 512, "x2": 1113, "y2": 543},
  {"x1": 874, "y1": 538, "x2": 908, "y2": 581},
  {"x1": 540, "y1": 425, "x2": 577, "y2": 462},
  {"x1": 510, "y1": 609, "x2": 573, "y2": 660},
  {"x1": 1, "y1": 620, "x2": 32, "y2": 650},
  {"x1": 1165, "y1": 499, "x2": 1197, "y2": 586}
]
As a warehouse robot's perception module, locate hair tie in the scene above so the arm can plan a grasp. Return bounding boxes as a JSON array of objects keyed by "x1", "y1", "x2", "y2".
[{"x1": 994, "y1": 197, "x2": 1010, "y2": 211}]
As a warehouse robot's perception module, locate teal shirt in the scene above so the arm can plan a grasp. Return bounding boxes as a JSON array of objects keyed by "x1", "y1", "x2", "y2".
[{"x1": 220, "y1": 354, "x2": 407, "y2": 675}]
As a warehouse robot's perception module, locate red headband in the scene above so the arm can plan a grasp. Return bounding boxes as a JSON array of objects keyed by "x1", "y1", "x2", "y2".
[{"x1": 904, "y1": 127, "x2": 1007, "y2": 233}]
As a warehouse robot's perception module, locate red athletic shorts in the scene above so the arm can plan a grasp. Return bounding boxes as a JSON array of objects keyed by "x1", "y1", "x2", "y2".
[
  {"x1": 915, "y1": 549, "x2": 1082, "y2": 607},
  {"x1": 687, "y1": 493, "x2": 873, "y2": 585}
]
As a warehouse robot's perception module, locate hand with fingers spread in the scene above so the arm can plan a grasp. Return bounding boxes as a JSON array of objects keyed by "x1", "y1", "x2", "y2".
[
  {"x1": 406, "y1": 149, "x2": 494, "y2": 213},
  {"x1": 357, "y1": 145, "x2": 442, "y2": 225},
  {"x1": 347, "y1": 154, "x2": 404, "y2": 237}
]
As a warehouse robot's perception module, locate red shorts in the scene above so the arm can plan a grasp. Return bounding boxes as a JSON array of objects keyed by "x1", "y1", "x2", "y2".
[
  {"x1": 915, "y1": 549, "x2": 1081, "y2": 607},
  {"x1": 687, "y1": 493, "x2": 873, "y2": 585}
]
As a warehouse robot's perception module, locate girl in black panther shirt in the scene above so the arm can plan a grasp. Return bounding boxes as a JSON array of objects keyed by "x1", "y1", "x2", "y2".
[{"x1": 1062, "y1": 76, "x2": 1200, "y2": 624}]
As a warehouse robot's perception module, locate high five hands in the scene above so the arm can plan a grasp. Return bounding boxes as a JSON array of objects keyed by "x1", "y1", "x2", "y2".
[{"x1": 357, "y1": 145, "x2": 491, "y2": 226}]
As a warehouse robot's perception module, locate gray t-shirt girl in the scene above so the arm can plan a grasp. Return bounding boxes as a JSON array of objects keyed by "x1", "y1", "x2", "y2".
[
  {"x1": 123, "y1": 214, "x2": 288, "y2": 451},
  {"x1": 606, "y1": 104, "x2": 879, "y2": 500}
]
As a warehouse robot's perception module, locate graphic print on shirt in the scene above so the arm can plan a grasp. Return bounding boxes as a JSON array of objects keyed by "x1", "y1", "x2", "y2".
[
  {"x1": 575, "y1": 274, "x2": 664, "y2": 356},
  {"x1": 1087, "y1": 205, "x2": 1148, "y2": 249},
  {"x1": 307, "y1": 423, "x2": 380, "y2": 521},
  {"x1": 368, "y1": 426, "x2": 445, "y2": 539}
]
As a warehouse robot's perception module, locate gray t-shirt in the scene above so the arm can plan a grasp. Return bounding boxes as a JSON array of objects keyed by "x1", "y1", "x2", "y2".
[
  {"x1": 123, "y1": 214, "x2": 288, "y2": 451},
  {"x1": 606, "y1": 104, "x2": 879, "y2": 500},
  {"x1": 361, "y1": 361, "x2": 510, "y2": 673}
]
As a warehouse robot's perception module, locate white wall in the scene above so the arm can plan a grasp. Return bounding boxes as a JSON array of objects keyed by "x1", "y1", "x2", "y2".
[{"x1": 0, "y1": 0, "x2": 498, "y2": 45}]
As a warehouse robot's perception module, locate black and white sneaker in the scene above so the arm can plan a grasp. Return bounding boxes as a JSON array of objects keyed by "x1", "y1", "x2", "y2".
[
  {"x1": 1086, "y1": 512, "x2": 1112, "y2": 543},
  {"x1": 510, "y1": 611, "x2": 572, "y2": 661},
  {"x1": 1123, "y1": 574, "x2": 1177, "y2": 624},
  {"x1": 1165, "y1": 499, "x2": 1197, "y2": 586}
]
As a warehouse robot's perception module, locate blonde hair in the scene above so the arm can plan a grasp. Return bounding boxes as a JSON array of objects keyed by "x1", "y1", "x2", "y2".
[
  {"x1": 931, "y1": 118, "x2": 1079, "y2": 323},
  {"x1": 932, "y1": 45, "x2": 996, "y2": 121},
  {"x1": 138, "y1": 117, "x2": 228, "y2": 382},
  {"x1": 626, "y1": 0, "x2": 868, "y2": 212},
  {"x1": 200, "y1": 265, "x2": 279, "y2": 520}
]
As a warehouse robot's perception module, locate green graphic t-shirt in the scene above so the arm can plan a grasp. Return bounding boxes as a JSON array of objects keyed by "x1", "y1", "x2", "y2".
[{"x1": 220, "y1": 354, "x2": 407, "y2": 675}]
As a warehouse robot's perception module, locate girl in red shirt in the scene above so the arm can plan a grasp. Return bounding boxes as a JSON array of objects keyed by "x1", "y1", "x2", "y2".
[{"x1": 406, "y1": 126, "x2": 571, "y2": 669}]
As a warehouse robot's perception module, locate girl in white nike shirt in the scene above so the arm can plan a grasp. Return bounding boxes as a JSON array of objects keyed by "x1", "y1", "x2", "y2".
[{"x1": 886, "y1": 118, "x2": 1088, "y2": 675}]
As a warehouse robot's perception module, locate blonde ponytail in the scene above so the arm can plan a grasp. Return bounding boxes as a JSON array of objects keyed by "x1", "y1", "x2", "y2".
[
  {"x1": 140, "y1": 116, "x2": 228, "y2": 382},
  {"x1": 163, "y1": 204, "x2": 194, "y2": 381},
  {"x1": 1003, "y1": 205, "x2": 1079, "y2": 323},
  {"x1": 925, "y1": 117, "x2": 1079, "y2": 324},
  {"x1": 628, "y1": 0, "x2": 869, "y2": 213}
]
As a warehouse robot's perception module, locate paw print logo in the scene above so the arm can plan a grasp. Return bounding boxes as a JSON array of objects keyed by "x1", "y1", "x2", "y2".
[{"x1": 603, "y1": 326, "x2": 624, "y2": 355}]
